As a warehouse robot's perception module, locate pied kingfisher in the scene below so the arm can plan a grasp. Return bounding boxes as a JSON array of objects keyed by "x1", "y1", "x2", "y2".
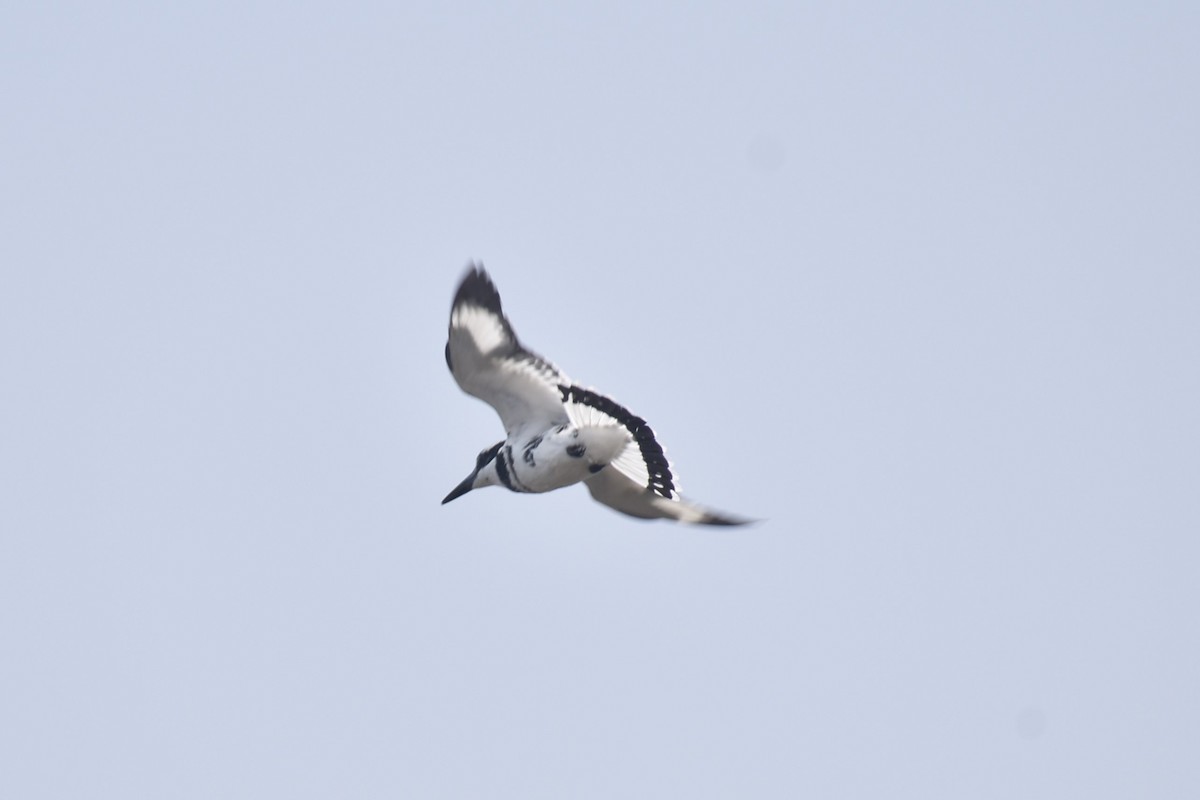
[{"x1": 442, "y1": 264, "x2": 750, "y2": 525}]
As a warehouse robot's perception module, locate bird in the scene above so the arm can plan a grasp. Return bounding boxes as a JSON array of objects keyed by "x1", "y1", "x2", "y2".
[{"x1": 442, "y1": 264, "x2": 751, "y2": 525}]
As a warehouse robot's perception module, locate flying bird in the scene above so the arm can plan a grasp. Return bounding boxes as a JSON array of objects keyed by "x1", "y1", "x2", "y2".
[{"x1": 442, "y1": 264, "x2": 750, "y2": 525}]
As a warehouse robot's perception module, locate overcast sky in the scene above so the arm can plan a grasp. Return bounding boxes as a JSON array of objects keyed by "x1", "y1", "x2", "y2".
[{"x1": 3, "y1": 2, "x2": 1198, "y2": 798}]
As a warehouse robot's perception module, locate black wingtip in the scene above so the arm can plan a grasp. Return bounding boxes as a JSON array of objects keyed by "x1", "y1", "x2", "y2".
[
  {"x1": 452, "y1": 262, "x2": 503, "y2": 315},
  {"x1": 698, "y1": 512, "x2": 758, "y2": 527}
]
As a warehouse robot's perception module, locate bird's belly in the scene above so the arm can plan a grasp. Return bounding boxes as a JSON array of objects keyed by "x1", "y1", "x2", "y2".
[
  {"x1": 505, "y1": 425, "x2": 626, "y2": 494},
  {"x1": 505, "y1": 441, "x2": 593, "y2": 493}
]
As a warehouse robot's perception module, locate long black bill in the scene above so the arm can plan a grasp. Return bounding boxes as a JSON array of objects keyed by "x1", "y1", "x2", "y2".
[{"x1": 441, "y1": 473, "x2": 476, "y2": 505}]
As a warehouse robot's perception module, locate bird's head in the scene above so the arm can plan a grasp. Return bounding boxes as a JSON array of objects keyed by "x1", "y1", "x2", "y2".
[{"x1": 442, "y1": 441, "x2": 505, "y2": 504}]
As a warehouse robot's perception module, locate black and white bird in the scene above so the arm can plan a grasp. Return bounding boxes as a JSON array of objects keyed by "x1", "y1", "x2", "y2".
[{"x1": 442, "y1": 264, "x2": 750, "y2": 525}]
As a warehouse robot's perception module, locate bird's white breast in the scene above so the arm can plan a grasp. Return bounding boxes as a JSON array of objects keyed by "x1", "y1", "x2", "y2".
[{"x1": 506, "y1": 425, "x2": 631, "y2": 493}]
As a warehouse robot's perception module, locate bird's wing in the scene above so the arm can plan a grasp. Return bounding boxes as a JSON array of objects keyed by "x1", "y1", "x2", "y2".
[
  {"x1": 559, "y1": 384, "x2": 680, "y2": 499},
  {"x1": 560, "y1": 383, "x2": 751, "y2": 525},
  {"x1": 583, "y1": 467, "x2": 751, "y2": 525},
  {"x1": 446, "y1": 265, "x2": 570, "y2": 438}
]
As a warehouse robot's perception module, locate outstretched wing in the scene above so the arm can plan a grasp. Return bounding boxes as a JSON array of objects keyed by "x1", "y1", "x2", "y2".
[
  {"x1": 560, "y1": 383, "x2": 751, "y2": 525},
  {"x1": 559, "y1": 384, "x2": 679, "y2": 499},
  {"x1": 445, "y1": 265, "x2": 570, "y2": 438}
]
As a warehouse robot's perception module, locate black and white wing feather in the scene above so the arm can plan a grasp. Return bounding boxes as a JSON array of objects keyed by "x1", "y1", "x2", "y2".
[
  {"x1": 445, "y1": 266, "x2": 570, "y2": 438},
  {"x1": 561, "y1": 384, "x2": 749, "y2": 526},
  {"x1": 560, "y1": 384, "x2": 678, "y2": 499}
]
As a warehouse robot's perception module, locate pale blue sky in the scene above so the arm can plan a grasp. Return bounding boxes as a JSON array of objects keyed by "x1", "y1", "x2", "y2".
[{"x1": 3, "y1": 2, "x2": 1198, "y2": 798}]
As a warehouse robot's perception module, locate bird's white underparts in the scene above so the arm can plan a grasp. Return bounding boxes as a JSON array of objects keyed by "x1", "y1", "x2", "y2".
[{"x1": 442, "y1": 264, "x2": 751, "y2": 526}]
